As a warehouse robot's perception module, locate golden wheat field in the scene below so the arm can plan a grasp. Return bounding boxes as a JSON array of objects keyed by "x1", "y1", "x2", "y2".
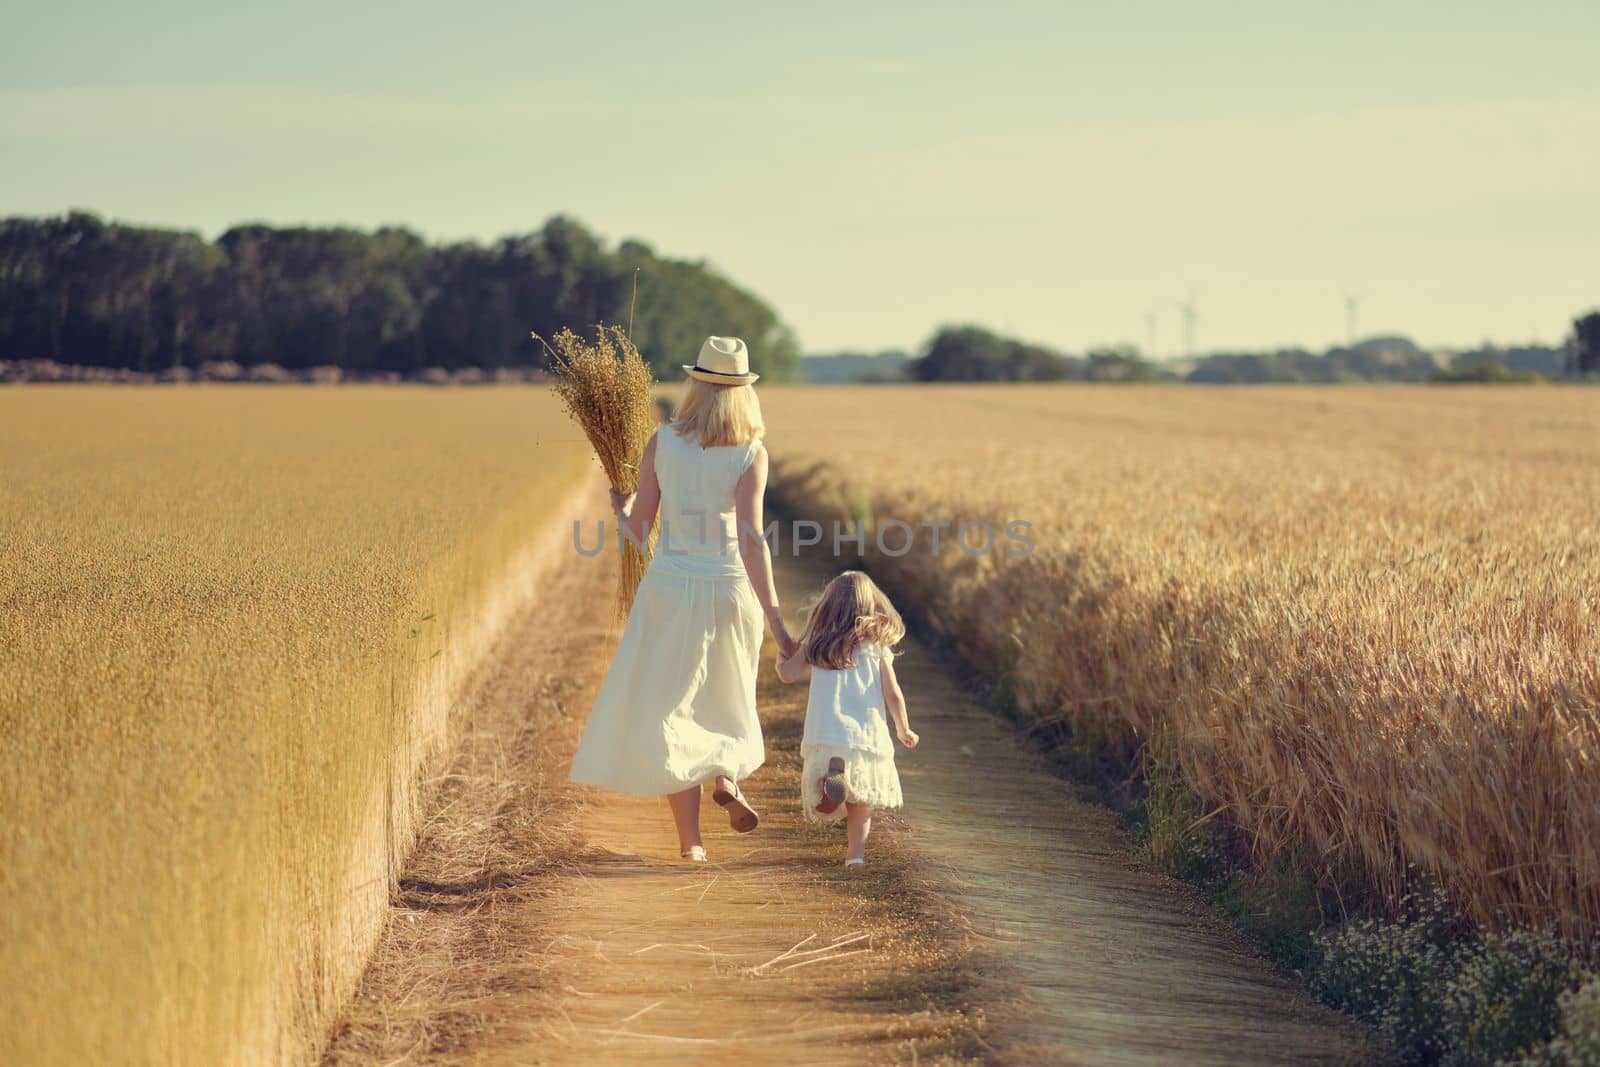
[
  {"x1": 0, "y1": 387, "x2": 591, "y2": 1065},
  {"x1": 762, "y1": 385, "x2": 1600, "y2": 940}
]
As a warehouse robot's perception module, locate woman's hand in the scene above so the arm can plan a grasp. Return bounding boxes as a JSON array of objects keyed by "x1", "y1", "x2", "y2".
[
  {"x1": 768, "y1": 608, "x2": 798, "y2": 659},
  {"x1": 608, "y1": 488, "x2": 634, "y2": 516},
  {"x1": 896, "y1": 726, "x2": 920, "y2": 749}
]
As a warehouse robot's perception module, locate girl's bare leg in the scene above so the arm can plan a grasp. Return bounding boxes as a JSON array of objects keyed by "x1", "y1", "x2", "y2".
[
  {"x1": 845, "y1": 802, "x2": 873, "y2": 862},
  {"x1": 666, "y1": 783, "x2": 703, "y2": 852}
]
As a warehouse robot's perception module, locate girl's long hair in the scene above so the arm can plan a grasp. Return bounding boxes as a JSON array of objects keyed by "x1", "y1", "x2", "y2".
[
  {"x1": 799, "y1": 570, "x2": 905, "y2": 670},
  {"x1": 672, "y1": 378, "x2": 764, "y2": 447}
]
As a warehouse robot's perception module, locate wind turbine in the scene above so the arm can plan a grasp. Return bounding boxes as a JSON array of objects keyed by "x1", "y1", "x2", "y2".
[
  {"x1": 1345, "y1": 291, "x2": 1364, "y2": 347},
  {"x1": 1177, "y1": 293, "x2": 1198, "y2": 358}
]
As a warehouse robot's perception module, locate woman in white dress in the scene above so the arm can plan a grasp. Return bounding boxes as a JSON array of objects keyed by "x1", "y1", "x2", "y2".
[{"x1": 569, "y1": 336, "x2": 797, "y2": 861}]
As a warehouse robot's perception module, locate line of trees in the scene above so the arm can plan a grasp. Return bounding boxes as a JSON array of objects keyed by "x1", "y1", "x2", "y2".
[
  {"x1": 0, "y1": 212, "x2": 799, "y2": 380},
  {"x1": 904, "y1": 319, "x2": 1597, "y2": 385}
]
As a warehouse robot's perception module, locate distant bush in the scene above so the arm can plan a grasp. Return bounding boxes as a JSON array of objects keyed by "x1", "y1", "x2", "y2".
[{"x1": 1432, "y1": 361, "x2": 1547, "y2": 384}]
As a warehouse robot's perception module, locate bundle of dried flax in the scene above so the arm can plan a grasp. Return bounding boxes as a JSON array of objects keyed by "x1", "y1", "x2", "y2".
[{"x1": 542, "y1": 325, "x2": 658, "y2": 618}]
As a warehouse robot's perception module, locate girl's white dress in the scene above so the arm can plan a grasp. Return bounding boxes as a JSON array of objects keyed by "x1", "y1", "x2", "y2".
[
  {"x1": 800, "y1": 641, "x2": 903, "y2": 821},
  {"x1": 569, "y1": 429, "x2": 765, "y2": 796}
]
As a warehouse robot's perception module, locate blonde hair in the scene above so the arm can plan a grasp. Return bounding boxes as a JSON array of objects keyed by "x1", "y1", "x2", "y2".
[
  {"x1": 671, "y1": 378, "x2": 764, "y2": 447},
  {"x1": 799, "y1": 570, "x2": 905, "y2": 670}
]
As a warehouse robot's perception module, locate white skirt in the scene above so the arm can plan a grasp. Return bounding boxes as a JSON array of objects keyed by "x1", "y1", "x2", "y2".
[
  {"x1": 801, "y1": 743, "x2": 902, "y2": 822},
  {"x1": 569, "y1": 568, "x2": 765, "y2": 796}
]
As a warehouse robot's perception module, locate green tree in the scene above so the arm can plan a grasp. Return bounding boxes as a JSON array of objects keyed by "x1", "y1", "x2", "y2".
[
  {"x1": 1573, "y1": 311, "x2": 1600, "y2": 376},
  {"x1": 912, "y1": 325, "x2": 1075, "y2": 382},
  {"x1": 1085, "y1": 345, "x2": 1160, "y2": 382}
]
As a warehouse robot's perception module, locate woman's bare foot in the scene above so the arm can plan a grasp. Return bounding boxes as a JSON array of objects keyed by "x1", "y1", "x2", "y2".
[{"x1": 711, "y1": 775, "x2": 759, "y2": 833}]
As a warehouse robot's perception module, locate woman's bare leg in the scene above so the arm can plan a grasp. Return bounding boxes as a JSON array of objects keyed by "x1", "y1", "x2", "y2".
[
  {"x1": 666, "y1": 783, "x2": 703, "y2": 852},
  {"x1": 845, "y1": 802, "x2": 872, "y2": 862}
]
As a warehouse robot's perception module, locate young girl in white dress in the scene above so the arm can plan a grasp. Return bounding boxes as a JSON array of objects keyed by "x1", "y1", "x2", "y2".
[
  {"x1": 569, "y1": 337, "x2": 796, "y2": 862},
  {"x1": 776, "y1": 571, "x2": 919, "y2": 868}
]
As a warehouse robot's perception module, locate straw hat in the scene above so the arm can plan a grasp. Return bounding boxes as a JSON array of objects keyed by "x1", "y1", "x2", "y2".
[{"x1": 683, "y1": 336, "x2": 759, "y2": 385}]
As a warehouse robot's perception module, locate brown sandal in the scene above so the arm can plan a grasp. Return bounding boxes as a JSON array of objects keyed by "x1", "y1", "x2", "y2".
[
  {"x1": 712, "y1": 778, "x2": 759, "y2": 833},
  {"x1": 814, "y1": 757, "x2": 847, "y2": 815}
]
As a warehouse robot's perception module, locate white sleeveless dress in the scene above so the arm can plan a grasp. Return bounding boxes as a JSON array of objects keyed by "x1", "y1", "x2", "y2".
[
  {"x1": 569, "y1": 428, "x2": 765, "y2": 796},
  {"x1": 800, "y1": 641, "x2": 903, "y2": 821}
]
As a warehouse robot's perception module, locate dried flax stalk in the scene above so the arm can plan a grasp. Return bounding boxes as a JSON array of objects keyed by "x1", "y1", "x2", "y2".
[{"x1": 542, "y1": 324, "x2": 657, "y2": 618}]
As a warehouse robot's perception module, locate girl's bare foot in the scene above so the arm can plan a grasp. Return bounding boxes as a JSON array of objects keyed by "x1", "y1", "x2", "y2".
[
  {"x1": 814, "y1": 757, "x2": 847, "y2": 814},
  {"x1": 845, "y1": 802, "x2": 872, "y2": 867}
]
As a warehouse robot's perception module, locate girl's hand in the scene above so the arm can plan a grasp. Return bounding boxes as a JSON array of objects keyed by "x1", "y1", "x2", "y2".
[
  {"x1": 896, "y1": 726, "x2": 919, "y2": 748},
  {"x1": 608, "y1": 488, "x2": 634, "y2": 515}
]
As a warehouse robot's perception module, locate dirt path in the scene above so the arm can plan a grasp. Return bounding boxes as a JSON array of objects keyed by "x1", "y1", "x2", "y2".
[
  {"x1": 325, "y1": 487, "x2": 1373, "y2": 1065},
  {"x1": 324, "y1": 490, "x2": 985, "y2": 1064},
  {"x1": 773, "y1": 552, "x2": 1373, "y2": 1065}
]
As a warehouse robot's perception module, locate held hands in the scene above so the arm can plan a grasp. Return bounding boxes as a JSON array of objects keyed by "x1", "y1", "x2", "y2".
[
  {"x1": 896, "y1": 725, "x2": 920, "y2": 749},
  {"x1": 767, "y1": 608, "x2": 798, "y2": 660}
]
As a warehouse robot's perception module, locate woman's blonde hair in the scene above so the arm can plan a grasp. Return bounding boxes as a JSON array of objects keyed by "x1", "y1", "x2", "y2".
[
  {"x1": 671, "y1": 378, "x2": 765, "y2": 447},
  {"x1": 799, "y1": 570, "x2": 905, "y2": 670}
]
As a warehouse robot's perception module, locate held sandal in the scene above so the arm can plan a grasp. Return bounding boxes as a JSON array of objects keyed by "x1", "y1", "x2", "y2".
[
  {"x1": 814, "y1": 757, "x2": 847, "y2": 815},
  {"x1": 711, "y1": 778, "x2": 760, "y2": 834}
]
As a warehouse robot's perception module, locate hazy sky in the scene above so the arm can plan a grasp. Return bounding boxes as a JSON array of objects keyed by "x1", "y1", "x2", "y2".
[{"x1": 3, "y1": 1, "x2": 1597, "y2": 356}]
